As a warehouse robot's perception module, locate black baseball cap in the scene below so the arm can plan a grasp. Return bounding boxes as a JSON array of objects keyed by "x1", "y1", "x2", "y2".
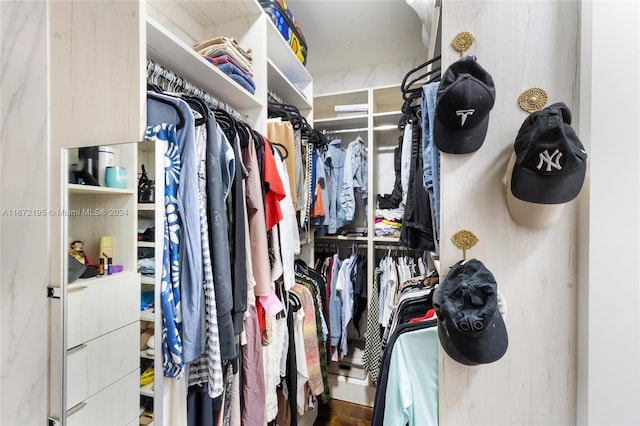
[
  {"x1": 509, "y1": 102, "x2": 587, "y2": 204},
  {"x1": 433, "y1": 259, "x2": 508, "y2": 365},
  {"x1": 434, "y1": 56, "x2": 496, "y2": 154}
]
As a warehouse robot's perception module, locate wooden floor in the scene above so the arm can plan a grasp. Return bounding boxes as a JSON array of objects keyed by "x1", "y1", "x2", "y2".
[{"x1": 313, "y1": 399, "x2": 373, "y2": 426}]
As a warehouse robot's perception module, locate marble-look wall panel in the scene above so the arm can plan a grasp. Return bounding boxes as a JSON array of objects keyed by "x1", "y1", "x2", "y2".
[
  {"x1": 313, "y1": 58, "x2": 424, "y2": 95},
  {"x1": 1, "y1": 1, "x2": 50, "y2": 425}
]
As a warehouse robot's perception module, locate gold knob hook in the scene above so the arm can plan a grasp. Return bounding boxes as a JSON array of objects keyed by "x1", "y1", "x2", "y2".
[
  {"x1": 451, "y1": 229, "x2": 479, "y2": 261},
  {"x1": 518, "y1": 88, "x2": 548, "y2": 113},
  {"x1": 451, "y1": 32, "x2": 475, "y2": 56}
]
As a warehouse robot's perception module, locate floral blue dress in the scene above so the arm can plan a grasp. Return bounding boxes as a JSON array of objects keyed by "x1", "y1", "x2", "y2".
[{"x1": 145, "y1": 123, "x2": 184, "y2": 378}]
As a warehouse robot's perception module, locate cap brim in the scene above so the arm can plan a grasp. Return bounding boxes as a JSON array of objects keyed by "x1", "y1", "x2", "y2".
[
  {"x1": 439, "y1": 306, "x2": 508, "y2": 364},
  {"x1": 434, "y1": 113, "x2": 490, "y2": 154},
  {"x1": 510, "y1": 158, "x2": 586, "y2": 204},
  {"x1": 505, "y1": 152, "x2": 566, "y2": 229},
  {"x1": 438, "y1": 320, "x2": 480, "y2": 365}
]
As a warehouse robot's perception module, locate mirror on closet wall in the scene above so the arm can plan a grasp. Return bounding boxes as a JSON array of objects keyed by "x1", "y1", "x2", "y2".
[{"x1": 56, "y1": 141, "x2": 145, "y2": 426}]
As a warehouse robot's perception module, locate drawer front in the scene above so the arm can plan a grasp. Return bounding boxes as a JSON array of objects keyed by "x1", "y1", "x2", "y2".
[
  {"x1": 67, "y1": 321, "x2": 139, "y2": 408},
  {"x1": 66, "y1": 344, "x2": 89, "y2": 409},
  {"x1": 66, "y1": 369, "x2": 139, "y2": 426},
  {"x1": 67, "y1": 272, "x2": 140, "y2": 348}
]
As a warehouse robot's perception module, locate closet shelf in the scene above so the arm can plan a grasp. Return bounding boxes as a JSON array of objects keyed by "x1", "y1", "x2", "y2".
[
  {"x1": 140, "y1": 276, "x2": 155, "y2": 285},
  {"x1": 316, "y1": 235, "x2": 369, "y2": 243},
  {"x1": 314, "y1": 115, "x2": 369, "y2": 132},
  {"x1": 146, "y1": 16, "x2": 262, "y2": 111},
  {"x1": 140, "y1": 350, "x2": 154, "y2": 360},
  {"x1": 267, "y1": 58, "x2": 312, "y2": 111},
  {"x1": 67, "y1": 271, "x2": 139, "y2": 291},
  {"x1": 372, "y1": 111, "x2": 403, "y2": 128},
  {"x1": 167, "y1": 0, "x2": 262, "y2": 29},
  {"x1": 137, "y1": 203, "x2": 155, "y2": 211},
  {"x1": 371, "y1": 237, "x2": 402, "y2": 244},
  {"x1": 68, "y1": 184, "x2": 135, "y2": 195},
  {"x1": 265, "y1": 18, "x2": 312, "y2": 90},
  {"x1": 141, "y1": 308, "x2": 155, "y2": 323},
  {"x1": 138, "y1": 241, "x2": 155, "y2": 248},
  {"x1": 140, "y1": 382, "x2": 155, "y2": 398}
]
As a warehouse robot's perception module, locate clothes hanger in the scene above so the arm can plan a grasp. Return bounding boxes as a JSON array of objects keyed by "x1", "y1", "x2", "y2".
[
  {"x1": 402, "y1": 67, "x2": 442, "y2": 100},
  {"x1": 182, "y1": 95, "x2": 207, "y2": 127},
  {"x1": 270, "y1": 141, "x2": 289, "y2": 159},
  {"x1": 147, "y1": 91, "x2": 185, "y2": 130},
  {"x1": 213, "y1": 107, "x2": 238, "y2": 143},
  {"x1": 401, "y1": 55, "x2": 441, "y2": 93}
]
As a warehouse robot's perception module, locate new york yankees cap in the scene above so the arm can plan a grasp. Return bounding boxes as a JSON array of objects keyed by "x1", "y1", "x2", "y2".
[
  {"x1": 433, "y1": 258, "x2": 508, "y2": 365},
  {"x1": 434, "y1": 55, "x2": 496, "y2": 154},
  {"x1": 508, "y1": 102, "x2": 587, "y2": 204}
]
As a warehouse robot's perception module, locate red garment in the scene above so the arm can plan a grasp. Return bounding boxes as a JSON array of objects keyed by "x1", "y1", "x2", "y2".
[
  {"x1": 310, "y1": 182, "x2": 325, "y2": 217},
  {"x1": 263, "y1": 139, "x2": 285, "y2": 230},
  {"x1": 409, "y1": 308, "x2": 437, "y2": 323}
]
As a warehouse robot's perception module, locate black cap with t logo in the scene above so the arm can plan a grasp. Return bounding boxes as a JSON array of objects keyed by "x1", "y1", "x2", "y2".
[{"x1": 434, "y1": 55, "x2": 496, "y2": 154}]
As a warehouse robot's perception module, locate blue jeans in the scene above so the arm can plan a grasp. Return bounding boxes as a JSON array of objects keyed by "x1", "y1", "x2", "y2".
[{"x1": 422, "y1": 82, "x2": 440, "y2": 246}]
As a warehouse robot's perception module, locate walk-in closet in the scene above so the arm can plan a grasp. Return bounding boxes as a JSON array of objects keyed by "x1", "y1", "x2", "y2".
[{"x1": 2, "y1": 1, "x2": 640, "y2": 426}]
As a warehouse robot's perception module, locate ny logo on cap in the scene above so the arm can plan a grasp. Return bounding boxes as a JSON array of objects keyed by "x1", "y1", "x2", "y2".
[
  {"x1": 537, "y1": 149, "x2": 563, "y2": 171},
  {"x1": 456, "y1": 109, "x2": 475, "y2": 126}
]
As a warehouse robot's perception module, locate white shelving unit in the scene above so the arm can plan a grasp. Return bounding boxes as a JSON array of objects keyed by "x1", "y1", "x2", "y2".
[
  {"x1": 61, "y1": 146, "x2": 141, "y2": 425},
  {"x1": 312, "y1": 84, "x2": 440, "y2": 407},
  {"x1": 49, "y1": 1, "x2": 314, "y2": 424},
  {"x1": 141, "y1": 1, "x2": 315, "y2": 424},
  {"x1": 136, "y1": 139, "x2": 160, "y2": 423}
]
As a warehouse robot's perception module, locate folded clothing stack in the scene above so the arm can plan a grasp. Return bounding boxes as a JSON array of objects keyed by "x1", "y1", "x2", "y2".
[
  {"x1": 374, "y1": 208, "x2": 403, "y2": 237},
  {"x1": 194, "y1": 36, "x2": 256, "y2": 94}
]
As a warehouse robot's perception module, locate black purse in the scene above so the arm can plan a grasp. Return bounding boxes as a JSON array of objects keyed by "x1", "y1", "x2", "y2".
[{"x1": 138, "y1": 164, "x2": 155, "y2": 203}]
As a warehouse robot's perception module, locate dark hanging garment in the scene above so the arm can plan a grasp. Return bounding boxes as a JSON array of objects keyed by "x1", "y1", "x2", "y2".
[
  {"x1": 205, "y1": 112, "x2": 237, "y2": 364},
  {"x1": 187, "y1": 383, "x2": 224, "y2": 426},
  {"x1": 351, "y1": 255, "x2": 368, "y2": 336},
  {"x1": 400, "y1": 116, "x2": 435, "y2": 251},
  {"x1": 229, "y1": 124, "x2": 249, "y2": 336}
]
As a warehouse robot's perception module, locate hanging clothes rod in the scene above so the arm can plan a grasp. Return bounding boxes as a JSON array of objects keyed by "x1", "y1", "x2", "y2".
[
  {"x1": 374, "y1": 244, "x2": 421, "y2": 251},
  {"x1": 146, "y1": 58, "x2": 249, "y2": 124}
]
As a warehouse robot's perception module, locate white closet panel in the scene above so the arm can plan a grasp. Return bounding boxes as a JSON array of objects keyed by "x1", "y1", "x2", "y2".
[{"x1": 438, "y1": 1, "x2": 579, "y2": 424}]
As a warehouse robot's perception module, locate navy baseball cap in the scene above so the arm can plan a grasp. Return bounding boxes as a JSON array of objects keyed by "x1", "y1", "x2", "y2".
[
  {"x1": 509, "y1": 102, "x2": 587, "y2": 204},
  {"x1": 433, "y1": 259, "x2": 508, "y2": 365},
  {"x1": 434, "y1": 56, "x2": 496, "y2": 154}
]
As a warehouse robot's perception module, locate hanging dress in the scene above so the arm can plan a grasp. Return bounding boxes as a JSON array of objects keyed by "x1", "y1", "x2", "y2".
[{"x1": 145, "y1": 123, "x2": 184, "y2": 378}]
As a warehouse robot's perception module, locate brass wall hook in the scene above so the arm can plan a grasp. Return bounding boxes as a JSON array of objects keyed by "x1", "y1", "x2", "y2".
[
  {"x1": 518, "y1": 88, "x2": 548, "y2": 113},
  {"x1": 451, "y1": 229, "x2": 479, "y2": 260},
  {"x1": 451, "y1": 32, "x2": 475, "y2": 56}
]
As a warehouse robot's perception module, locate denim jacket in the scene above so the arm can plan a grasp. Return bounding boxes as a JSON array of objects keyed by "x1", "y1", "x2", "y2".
[
  {"x1": 324, "y1": 139, "x2": 347, "y2": 234},
  {"x1": 340, "y1": 136, "x2": 368, "y2": 222}
]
